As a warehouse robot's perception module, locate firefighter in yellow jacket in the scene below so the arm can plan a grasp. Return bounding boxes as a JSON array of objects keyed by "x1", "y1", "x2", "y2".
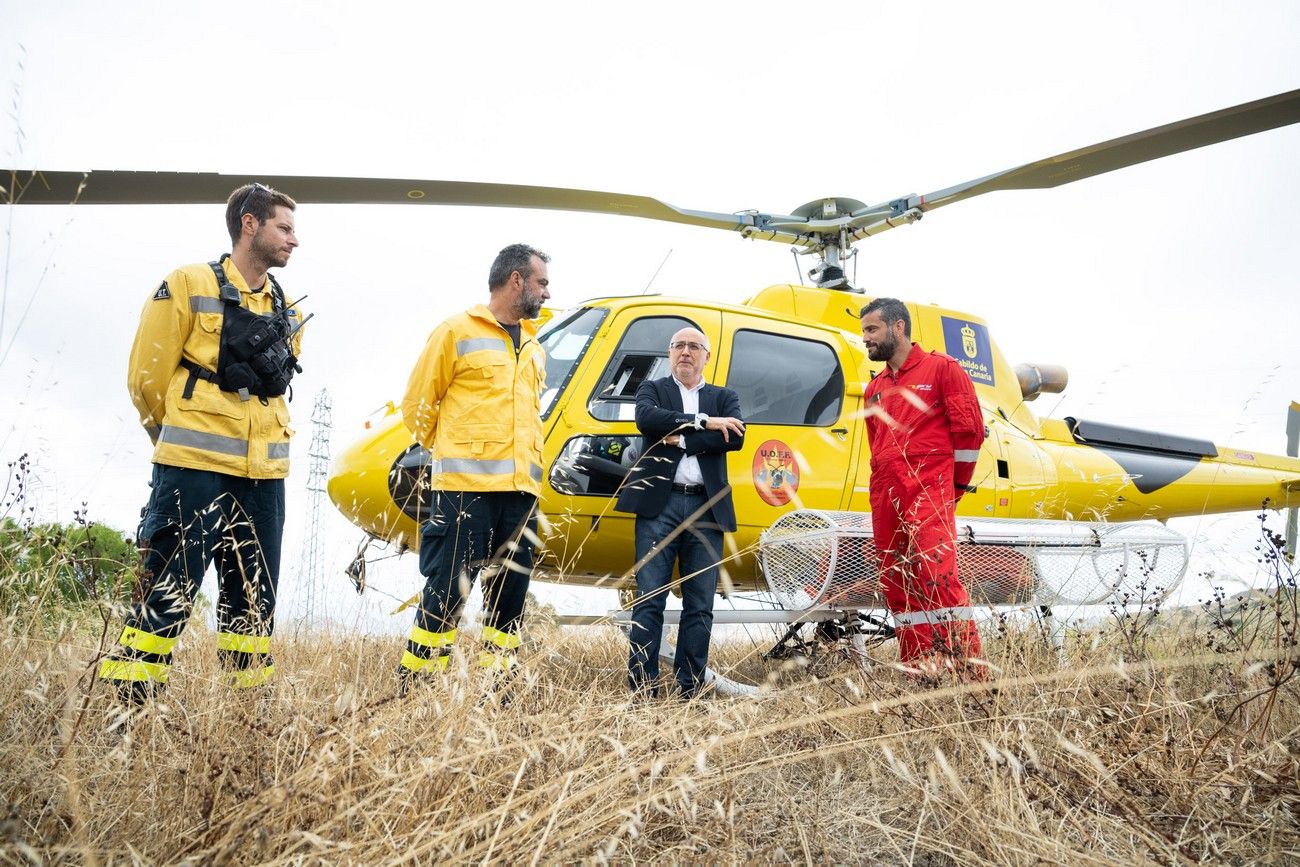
[
  {"x1": 398, "y1": 243, "x2": 550, "y2": 683},
  {"x1": 99, "y1": 183, "x2": 305, "y2": 702}
]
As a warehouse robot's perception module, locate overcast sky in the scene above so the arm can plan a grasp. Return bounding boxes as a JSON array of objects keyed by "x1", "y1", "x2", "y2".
[{"x1": 2, "y1": 2, "x2": 1298, "y2": 632}]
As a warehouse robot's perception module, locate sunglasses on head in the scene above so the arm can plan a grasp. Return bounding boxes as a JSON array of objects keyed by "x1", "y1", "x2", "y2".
[{"x1": 237, "y1": 182, "x2": 273, "y2": 217}]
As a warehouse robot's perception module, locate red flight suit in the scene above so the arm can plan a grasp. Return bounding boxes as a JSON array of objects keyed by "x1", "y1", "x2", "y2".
[{"x1": 864, "y1": 343, "x2": 985, "y2": 674}]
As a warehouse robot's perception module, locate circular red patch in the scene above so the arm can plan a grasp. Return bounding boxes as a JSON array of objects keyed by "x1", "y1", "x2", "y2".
[{"x1": 752, "y1": 439, "x2": 800, "y2": 506}]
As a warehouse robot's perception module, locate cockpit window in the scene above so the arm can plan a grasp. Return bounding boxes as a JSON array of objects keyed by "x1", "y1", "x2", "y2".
[
  {"x1": 538, "y1": 307, "x2": 608, "y2": 420},
  {"x1": 588, "y1": 315, "x2": 699, "y2": 421},
  {"x1": 549, "y1": 435, "x2": 644, "y2": 497},
  {"x1": 726, "y1": 329, "x2": 844, "y2": 425}
]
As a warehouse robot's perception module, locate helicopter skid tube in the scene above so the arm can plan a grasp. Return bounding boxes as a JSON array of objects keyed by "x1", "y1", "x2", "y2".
[
  {"x1": 552, "y1": 607, "x2": 884, "y2": 698},
  {"x1": 549, "y1": 607, "x2": 873, "y2": 627}
]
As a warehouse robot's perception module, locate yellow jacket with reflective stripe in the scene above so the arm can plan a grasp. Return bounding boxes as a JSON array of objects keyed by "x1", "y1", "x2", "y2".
[
  {"x1": 402, "y1": 305, "x2": 546, "y2": 495},
  {"x1": 126, "y1": 258, "x2": 306, "y2": 479}
]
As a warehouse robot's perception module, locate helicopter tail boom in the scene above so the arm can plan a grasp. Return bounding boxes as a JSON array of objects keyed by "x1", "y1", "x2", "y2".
[{"x1": 1034, "y1": 416, "x2": 1300, "y2": 521}]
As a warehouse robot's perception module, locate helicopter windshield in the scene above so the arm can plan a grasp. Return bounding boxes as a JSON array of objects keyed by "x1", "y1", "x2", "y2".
[{"x1": 537, "y1": 307, "x2": 608, "y2": 420}]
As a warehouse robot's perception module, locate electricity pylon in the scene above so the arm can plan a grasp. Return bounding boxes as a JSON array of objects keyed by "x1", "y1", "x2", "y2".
[{"x1": 302, "y1": 388, "x2": 332, "y2": 625}]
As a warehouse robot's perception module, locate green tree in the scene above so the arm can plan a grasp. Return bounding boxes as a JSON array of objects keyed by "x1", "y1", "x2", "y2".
[{"x1": 0, "y1": 516, "x2": 137, "y2": 613}]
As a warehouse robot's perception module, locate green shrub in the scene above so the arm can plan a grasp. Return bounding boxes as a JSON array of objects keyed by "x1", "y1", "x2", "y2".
[{"x1": 0, "y1": 516, "x2": 137, "y2": 614}]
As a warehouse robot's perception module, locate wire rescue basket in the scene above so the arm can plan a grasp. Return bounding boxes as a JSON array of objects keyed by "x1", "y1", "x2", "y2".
[{"x1": 758, "y1": 511, "x2": 1189, "y2": 609}]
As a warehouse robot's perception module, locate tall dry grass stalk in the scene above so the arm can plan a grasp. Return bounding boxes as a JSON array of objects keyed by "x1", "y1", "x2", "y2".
[{"x1": 2, "y1": 576, "x2": 1298, "y2": 865}]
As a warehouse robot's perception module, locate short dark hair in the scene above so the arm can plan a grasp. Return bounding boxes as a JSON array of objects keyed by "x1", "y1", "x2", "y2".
[
  {"x1": 225, "y1": 183, "x2": 297, "y2": 245},
  {"x1": 488, "y1": 243, "x2": 550, "y2": 291},
  {"x1": 860, "y1": 297, "x2": 911, "y2": 338}
]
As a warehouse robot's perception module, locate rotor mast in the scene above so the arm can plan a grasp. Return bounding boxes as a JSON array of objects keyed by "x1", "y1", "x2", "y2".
[{"x1": 784, "y1": 196, "x2": 924, "y2": 292}]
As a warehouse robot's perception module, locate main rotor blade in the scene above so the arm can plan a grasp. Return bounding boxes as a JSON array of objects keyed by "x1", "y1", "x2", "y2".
[
  {"x1": 1, "y1": 169, "x2": 823, "y2": 242},
  {"x1": 8, "y1": 88, "x2": 1295, "y2": 255},
  {"x1": 3, "y1": 170, "x2": 820, "y2": 248},
  {"x1": 904, "y1": 88, "x2": 1300, "y2": 213}
]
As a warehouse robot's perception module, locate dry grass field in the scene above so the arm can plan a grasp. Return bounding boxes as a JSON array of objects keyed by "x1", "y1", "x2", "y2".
[
  {"x1": 2, "y1": 560, "x2": 1298, "y2": 866},
  {"x1": 1, "y1": 487, "x2": 1297, "y2": 865}
]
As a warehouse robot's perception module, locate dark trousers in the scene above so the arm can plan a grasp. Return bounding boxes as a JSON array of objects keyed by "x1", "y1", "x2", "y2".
[
  {"x1": 105, "y1": 464, "x2": 284, "y2": 685},
  {"x1": 408, "y1": 490, "x2": 537, "y2": 654},
  {"x1": 628, "y1": 491, "x2": 721, "y2": 698}
]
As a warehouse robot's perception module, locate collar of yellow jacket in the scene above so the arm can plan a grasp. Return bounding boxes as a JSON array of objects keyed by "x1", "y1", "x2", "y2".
[
  {"x1": 467, "y1": 304, "x2": 541, "y2": 339},
  {"x1": 219, "y1": 255, "x2": 271, "y2": 297}
]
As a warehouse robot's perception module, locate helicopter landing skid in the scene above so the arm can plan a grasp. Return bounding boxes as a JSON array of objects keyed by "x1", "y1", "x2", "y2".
[{"x1": 763, "y1": 611, "x2": 894, "y2": 662}]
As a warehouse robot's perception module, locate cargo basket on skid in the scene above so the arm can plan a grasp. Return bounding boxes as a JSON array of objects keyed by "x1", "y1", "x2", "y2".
[{"x1": 758, "y1": 511, "x2": 1189, "y2": 610}]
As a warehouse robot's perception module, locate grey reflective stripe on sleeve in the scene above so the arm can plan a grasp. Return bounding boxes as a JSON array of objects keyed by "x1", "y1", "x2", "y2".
[
  {"x1": 158, "y1": 425, "x2": 248, "y2": 457},
  {"x1": 190, "y1": 296, "x2": 225, "y2": 313},
  {"x1": 953, "y1": 450, "x2": 981, "y2": 463},
  {"x1": 530, "y1": 463, "x2": 543, "y2": 482},
  {"x1": 892, "y1": 606, "x2": 976, "y2": 627},
  {"x1": 431, "y1": 457, "x2": 516, "y2": 475},
  {"x1": 456, "y1": 337, "x2": 509, "y2": 356},
  {"x1": 145, "y1": 425, "x2": 162, "y2": 440},
  {"x1": 268, "y1": 443, "x2": 291, "y2": 459}
]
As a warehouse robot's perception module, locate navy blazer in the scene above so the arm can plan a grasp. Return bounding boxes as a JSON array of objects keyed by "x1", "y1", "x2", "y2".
[{"x1": 614, "y1": 376, "x2": 745, "y2": 532}]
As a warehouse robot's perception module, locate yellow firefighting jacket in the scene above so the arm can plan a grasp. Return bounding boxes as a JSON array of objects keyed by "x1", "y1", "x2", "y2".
[
  {"x1": 127, "y1": 258, "x2": 305, "y2": 479},
  {"x1": 402, "y1": 304, "x2": 546, "y2": 496}
]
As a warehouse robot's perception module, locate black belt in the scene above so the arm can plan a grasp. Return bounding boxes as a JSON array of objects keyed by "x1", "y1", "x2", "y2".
[{"x1": 671, "y1": 483, "x2": 705, "y2": 495}]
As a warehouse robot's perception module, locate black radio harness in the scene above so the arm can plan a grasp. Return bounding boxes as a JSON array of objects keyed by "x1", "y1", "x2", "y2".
[{"x1": 179, "y1": 256, "x2": 312, "y2": 404}]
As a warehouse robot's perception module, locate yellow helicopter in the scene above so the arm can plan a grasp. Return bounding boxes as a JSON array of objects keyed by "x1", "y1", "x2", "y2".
[
  {"x1": 319, "y1": 87, "x2": 1300, "y2": 602},
  {"x1": 5, "y1": 88, "x2": 1300, "y2": 613}
]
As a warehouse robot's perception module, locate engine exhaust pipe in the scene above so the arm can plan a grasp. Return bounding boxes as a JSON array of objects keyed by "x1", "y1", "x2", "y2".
[{"x1": 1014, "y1": 363, "x2": 1069, "y2": 401}]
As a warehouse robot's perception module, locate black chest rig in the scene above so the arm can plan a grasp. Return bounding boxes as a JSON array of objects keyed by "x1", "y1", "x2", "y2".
[{"x1": 180, "y1": 258, "x2": 306, "y2": 403}]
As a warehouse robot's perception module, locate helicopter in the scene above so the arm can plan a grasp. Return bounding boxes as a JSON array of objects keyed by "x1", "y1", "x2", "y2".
[
  {"x1": 5, "y1": 88, "x2": 1300, "y2": 630},
  {"x1": 316, "y1": 87, "x2": 1300, "y2": 604}
]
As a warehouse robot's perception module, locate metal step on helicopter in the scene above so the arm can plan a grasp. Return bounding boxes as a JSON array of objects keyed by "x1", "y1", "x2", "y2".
[{"x1": 6, "y1": 88, "x2": 1300, "y2": 689}]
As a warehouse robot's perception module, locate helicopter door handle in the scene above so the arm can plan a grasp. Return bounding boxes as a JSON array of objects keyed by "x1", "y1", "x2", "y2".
[{"x1": 831, "y1": 427, "x2": 848, "y2": 439}]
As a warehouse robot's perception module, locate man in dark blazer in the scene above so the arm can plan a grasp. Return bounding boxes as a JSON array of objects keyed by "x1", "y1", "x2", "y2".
[{"x1": 615, "y1": 327, "x2": 746, "y2": 699}]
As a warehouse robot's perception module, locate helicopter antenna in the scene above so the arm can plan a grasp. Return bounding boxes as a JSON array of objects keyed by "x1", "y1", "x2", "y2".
[
  {"x1": 789, "y1": 248, "x2": 804, "y2": 287},
  {"x1": 640, "y1": 248, "x2": 672, "y2": 294}
]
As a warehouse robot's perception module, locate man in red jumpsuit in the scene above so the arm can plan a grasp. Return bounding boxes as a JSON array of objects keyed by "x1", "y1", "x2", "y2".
[{"x1": 860, "y1": 297, "x2": 985, "y2": 677}]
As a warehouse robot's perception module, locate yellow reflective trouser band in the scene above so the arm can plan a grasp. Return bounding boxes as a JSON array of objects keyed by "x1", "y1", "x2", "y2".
[
  {"x1": 401, "y1": 650, "x2": 450, "y2": 673},
  {"x1": 216, "y1": 632, "x2": 273, "y2": 654},
  {"x1": 119, "y1": 625, "x2": 177, "y2": 656},
  {"x1": 478, "y1": 651, "x2": 517, "y2": 671},
  {"x1": 228, "y1": 665, "x2": 275, "y2": 689},
  {"x1": 409, "y1": 626, "x2": 456, "y2": 649},
  {"x1": 482, "y1": 626, "x2": 521, "y2": 651},
  {"x1": 98, "y1": 658, "x2": 169, "y2": 683}
]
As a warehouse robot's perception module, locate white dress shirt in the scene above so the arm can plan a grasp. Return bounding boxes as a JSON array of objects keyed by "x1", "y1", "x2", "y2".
[{"x1": 671, "y1": 376, "x2": 707, "y2": 486}]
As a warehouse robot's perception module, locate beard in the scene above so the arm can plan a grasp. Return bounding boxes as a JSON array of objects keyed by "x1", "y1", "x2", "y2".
[
  {"x1": 866, "y1": 331, "x2": 898, "y2": 362},
  {"x1": 515, "y1": 288, "x2": 544, "y2": 320},
  {"x1": 250, "y1": 226, "x2": 291, "y2": 269}
]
